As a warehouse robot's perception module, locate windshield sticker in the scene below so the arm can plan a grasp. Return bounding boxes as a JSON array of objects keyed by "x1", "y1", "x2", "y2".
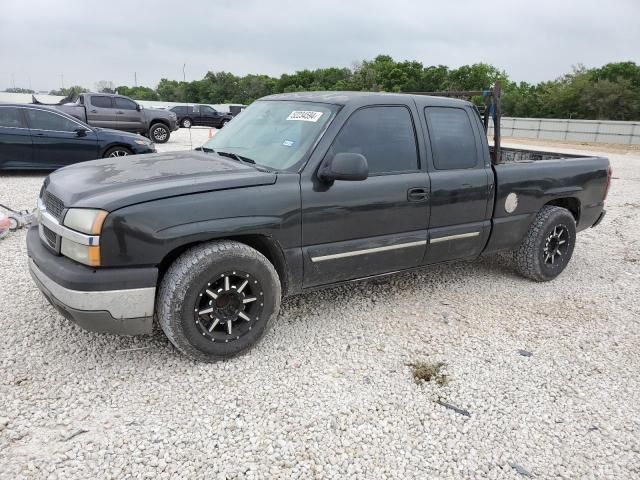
[
  {"x1": 282, "y1": 140, "x2": 295, "y2": 147},
  {"x1": 286, "y1": 111, "x2": 323, "y2": 122}
]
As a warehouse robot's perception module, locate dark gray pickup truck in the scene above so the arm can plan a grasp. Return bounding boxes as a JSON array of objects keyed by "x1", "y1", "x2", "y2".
[
  {"x1": 33, "y1": 92, "x2": 178, "y2": 143},
  {"x1": 27, "y1": 92, "x2": 611, "y2": 361}
]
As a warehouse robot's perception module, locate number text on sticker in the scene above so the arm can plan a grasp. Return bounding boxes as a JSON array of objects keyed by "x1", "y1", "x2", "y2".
[{"x1": 286, "y1": 111, "x2": 323, "y2": 122}]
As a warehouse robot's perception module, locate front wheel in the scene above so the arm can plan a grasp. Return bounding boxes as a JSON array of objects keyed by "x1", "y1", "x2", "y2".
[
  {"x1": 149, "y1": 123, "x2": 170, "y2": 143},
  {"x1": 104, "y1": 146, "x2": 132, "y2": 158},
  {"x1": 515, "y1": 205, "x2": 576, "y2": 282},
  {"x1": 181, "y1": 117, "x2": 193, "y2": 128},
  {"x1": 157, "y1": 240, "x2": 281, "y2": 361},
  {"x1": 218, "y1": 119, "x2": 229, "y2": 129}
]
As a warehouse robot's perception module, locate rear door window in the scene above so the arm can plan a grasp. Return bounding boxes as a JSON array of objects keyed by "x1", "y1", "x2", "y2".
[
  {"x1": 0, "y1": 107, "x2": 26, "y2": 128},
  {"x1": 91, "y1": 96, "x2": 113, "y2": 108},
  {"x1": 425, "y1": 107, "x2": 478, "y2": 170}
]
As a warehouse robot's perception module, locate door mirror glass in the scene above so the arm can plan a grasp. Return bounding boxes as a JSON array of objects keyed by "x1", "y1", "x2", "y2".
[{"x1": 318, "y1": 152, "x2": 368, "y2": 182}]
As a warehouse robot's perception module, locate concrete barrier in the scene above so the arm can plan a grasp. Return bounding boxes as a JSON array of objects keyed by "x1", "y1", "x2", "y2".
[{"x1": 489, "y1": 117, "x2": 640, "y2": 145}]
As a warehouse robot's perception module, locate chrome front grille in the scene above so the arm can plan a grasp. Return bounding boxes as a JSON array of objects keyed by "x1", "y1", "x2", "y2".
[
  {"x1": 42, "y1": 224, "x2": 57, "y2": 247},
  {"x1": 43, "y1": 190, "x2": 65, "y2": 221},
  {"x1": 39, "y1": 223, "x2": 61, "y2": 253}
]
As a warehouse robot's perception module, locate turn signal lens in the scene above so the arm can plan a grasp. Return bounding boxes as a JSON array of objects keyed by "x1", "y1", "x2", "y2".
[{"x1": 61, "y1": 238, "x2": 101, "y2": 267}]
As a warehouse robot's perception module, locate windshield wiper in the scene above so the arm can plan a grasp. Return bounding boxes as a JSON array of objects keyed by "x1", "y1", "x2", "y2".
[
  {"x1": 199, "y1": 148, "x2": 273, "y2": 173},
  {"x1": 217, "y1": 151, "x2": 256, "y2": 164},
  {"x1": 194, "y1": 146, "x2": 216, "y2": 153}
]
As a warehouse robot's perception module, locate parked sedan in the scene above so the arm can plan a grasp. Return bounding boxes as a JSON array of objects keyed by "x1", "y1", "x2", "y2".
[{"x1": 0, "y1": 104, "x2": 156, "y2": 170}]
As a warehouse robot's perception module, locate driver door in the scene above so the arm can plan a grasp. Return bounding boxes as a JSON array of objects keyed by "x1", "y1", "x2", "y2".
[
  {"x1": 24, "y1": 108, "x2": 98, "y2": 168},
  {"x1": 300, "y1": 104, "x2": 430, "y2": 287},
  {"x1": 114, "y1": 96, "x2": 145, "y2": 133}
]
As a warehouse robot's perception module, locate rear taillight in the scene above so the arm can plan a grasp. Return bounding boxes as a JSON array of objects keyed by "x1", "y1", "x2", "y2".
[{"x1": 603, "y1": 165, "x2": 613, "y2": 200}]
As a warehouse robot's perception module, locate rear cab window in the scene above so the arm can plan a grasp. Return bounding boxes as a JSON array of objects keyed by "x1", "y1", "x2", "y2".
[{"x1": 425, "y1": 107, "x2": 478, "y2": 170}]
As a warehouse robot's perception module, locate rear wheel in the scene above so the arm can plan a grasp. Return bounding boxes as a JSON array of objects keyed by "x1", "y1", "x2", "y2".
[
  {"x1": 104, "y1": 146, "x2": 132, "y2": 158},
  {"x1": 157, "y1": 240, "x2": 281, "y2": 362},
  {"x1": 515, "y1": 205, "x2": 576, "y2": 281},
  {"x1": 181, "y1": 117, "x2": 193, "y2": 128},
  {"x1": 150, "y1": 123, "x2": 170, "y2": 143}
]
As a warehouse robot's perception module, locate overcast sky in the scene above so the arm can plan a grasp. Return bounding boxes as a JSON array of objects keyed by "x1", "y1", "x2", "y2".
[{"x1": 1, "y1": 0, "x2": 638, "y2": 92}]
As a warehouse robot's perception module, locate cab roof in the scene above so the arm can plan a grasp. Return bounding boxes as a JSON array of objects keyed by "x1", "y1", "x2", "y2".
[{"x1": 261, "y1": 91, "x2": 473, "y2": 108}]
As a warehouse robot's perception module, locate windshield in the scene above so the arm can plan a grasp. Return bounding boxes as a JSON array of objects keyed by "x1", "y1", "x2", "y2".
[{"x1": 201, "y1": 100, "x2": 339, "y2": 171}]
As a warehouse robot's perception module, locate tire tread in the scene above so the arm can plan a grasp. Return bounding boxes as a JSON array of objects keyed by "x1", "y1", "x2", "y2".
[
  {"x1": 515, "y1": 205, "x2": 574, "y2": 282},
  {"x1": 157, "y1": 240, "x2": 280, "y2": 362}
]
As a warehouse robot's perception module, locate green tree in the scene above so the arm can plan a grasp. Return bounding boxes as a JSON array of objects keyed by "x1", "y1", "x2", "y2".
[{"x1": 49, "y1": 85, "x2": 88, "y2": 96}]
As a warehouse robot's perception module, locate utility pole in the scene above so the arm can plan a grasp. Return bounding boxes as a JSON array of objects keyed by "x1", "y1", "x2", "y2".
[
  {"x1": 60, "y1": 73, "x2": 64, "y2": 90},
  {"x1": 183, "y1": 63, "x2": 186, "y2": 83},
  {"x1": 134, "y1": 72, "x2": 137, "y2": 87}
]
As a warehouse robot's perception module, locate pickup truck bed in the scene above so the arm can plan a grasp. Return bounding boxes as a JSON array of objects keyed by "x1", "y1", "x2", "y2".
[{"x1": 26, "y1": 91, "x2": 610, "y2": 361}]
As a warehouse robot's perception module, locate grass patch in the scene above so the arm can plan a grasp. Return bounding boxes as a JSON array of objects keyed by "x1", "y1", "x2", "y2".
[{"x1": 408, "y1": 361, "x2": 448, "y2": 386}]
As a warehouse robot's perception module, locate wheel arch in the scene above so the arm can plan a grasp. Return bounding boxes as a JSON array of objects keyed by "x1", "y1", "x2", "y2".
[
  {"x1": 544, "y1": 197, "x2": 581, "y2": 225},
  {"x1": 149, "y1": 118, "x2": 170, "y2": 128},
  {"x1": 157, "y1": 234, "x2": 289, "y2": 295}
]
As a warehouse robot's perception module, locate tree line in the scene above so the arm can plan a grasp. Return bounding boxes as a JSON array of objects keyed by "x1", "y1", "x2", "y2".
[{"x1": 8, "y1": 56, "x2": 640, "y2": 120}]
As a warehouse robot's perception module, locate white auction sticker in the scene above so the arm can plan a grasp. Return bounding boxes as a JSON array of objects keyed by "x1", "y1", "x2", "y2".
[{"x1": 286, "y1": 111, "x2": 323, "y2": 122}]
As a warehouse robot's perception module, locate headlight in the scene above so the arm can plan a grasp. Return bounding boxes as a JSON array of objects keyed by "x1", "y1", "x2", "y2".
[
  {"x1": 63, "y1": 209, "x2": 107, "y2": 235},
  {"x1": 61, "y1": 238, "x2": 101, "y2": 267},
  {"x1": 134, "y1": 139, "x2": 151, "y2": 146}
]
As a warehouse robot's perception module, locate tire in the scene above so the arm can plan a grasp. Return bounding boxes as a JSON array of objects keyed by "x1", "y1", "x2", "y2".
[
  {"x1": 181, "y1": 117, "x2": 193, "y2": 128},
  {"x1": 218, "y1": 119, "x2": 229, "y2": 129},
  {"x1": 515, "y1": 205, "x2": 576, "y2": 282},
  {"x1": 157, "y1": 240, "x2": 281, "y2": 362},
  {"x1": 103, "y1": 146, "x2": 132, "y2": 158},
  {"x1": 149, "y1": 123, "x2": 170, "y2": 143}
]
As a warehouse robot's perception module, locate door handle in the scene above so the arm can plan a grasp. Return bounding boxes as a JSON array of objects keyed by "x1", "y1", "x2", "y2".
[
  {"x1": 116, "y1": 111, "x2": 124, "y2": 114},
  {"x1": 407, "y1": 187, "x2": 429, "y2": 202},
  {"x1": 90, "y1": 109, "x2": 98, "y2": 113}
]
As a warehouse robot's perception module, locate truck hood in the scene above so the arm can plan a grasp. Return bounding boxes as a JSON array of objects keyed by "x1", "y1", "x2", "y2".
[{"x1": 43, "y1": 151, "x2": 277, "y2": 211}]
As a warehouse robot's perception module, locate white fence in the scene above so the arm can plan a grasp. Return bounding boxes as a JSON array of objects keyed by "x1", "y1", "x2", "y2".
[{"x1": 489, "y1": 117, "x2": 640, "y2": 145}]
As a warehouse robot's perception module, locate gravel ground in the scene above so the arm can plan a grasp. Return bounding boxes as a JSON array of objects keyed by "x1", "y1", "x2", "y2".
[{"x1": 1, "y1": 131, "x2": 639, "y2": 479}]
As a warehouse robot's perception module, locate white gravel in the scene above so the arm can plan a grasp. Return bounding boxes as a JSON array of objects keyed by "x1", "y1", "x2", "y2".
[{"x1": 1, "y1": 131, "x2": 639, "y2": 479}]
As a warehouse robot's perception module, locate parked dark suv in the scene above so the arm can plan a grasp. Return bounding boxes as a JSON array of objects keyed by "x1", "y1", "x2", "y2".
[{"x1": 170, "y1": 104, "x2": 234, "y2": 129}]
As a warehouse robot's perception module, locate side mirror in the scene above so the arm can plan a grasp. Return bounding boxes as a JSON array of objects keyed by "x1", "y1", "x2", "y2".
[
  {"x1": 136, "y1": 104, "x2": 142, "y2": 111},
  {"x1": 74, "y1": 127, "x2": 88, "y2": 137},
  {"x1": 318, "y1": 152, "x2": 368, "y2": 182}
]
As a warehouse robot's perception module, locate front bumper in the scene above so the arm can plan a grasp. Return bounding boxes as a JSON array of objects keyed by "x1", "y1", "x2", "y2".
[{"x1": 27, "y1": 226, "x2": 157, "y2": 335}]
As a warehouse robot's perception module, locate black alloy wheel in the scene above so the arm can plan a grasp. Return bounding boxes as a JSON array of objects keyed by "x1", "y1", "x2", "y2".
[{"x1": 194, "y1": 271, "x2": 264, "y2": 343}]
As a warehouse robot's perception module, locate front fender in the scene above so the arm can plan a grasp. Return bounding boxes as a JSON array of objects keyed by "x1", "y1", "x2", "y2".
[{"x1": 98, "y1": 176, "x2": 301, "y2": 268}]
